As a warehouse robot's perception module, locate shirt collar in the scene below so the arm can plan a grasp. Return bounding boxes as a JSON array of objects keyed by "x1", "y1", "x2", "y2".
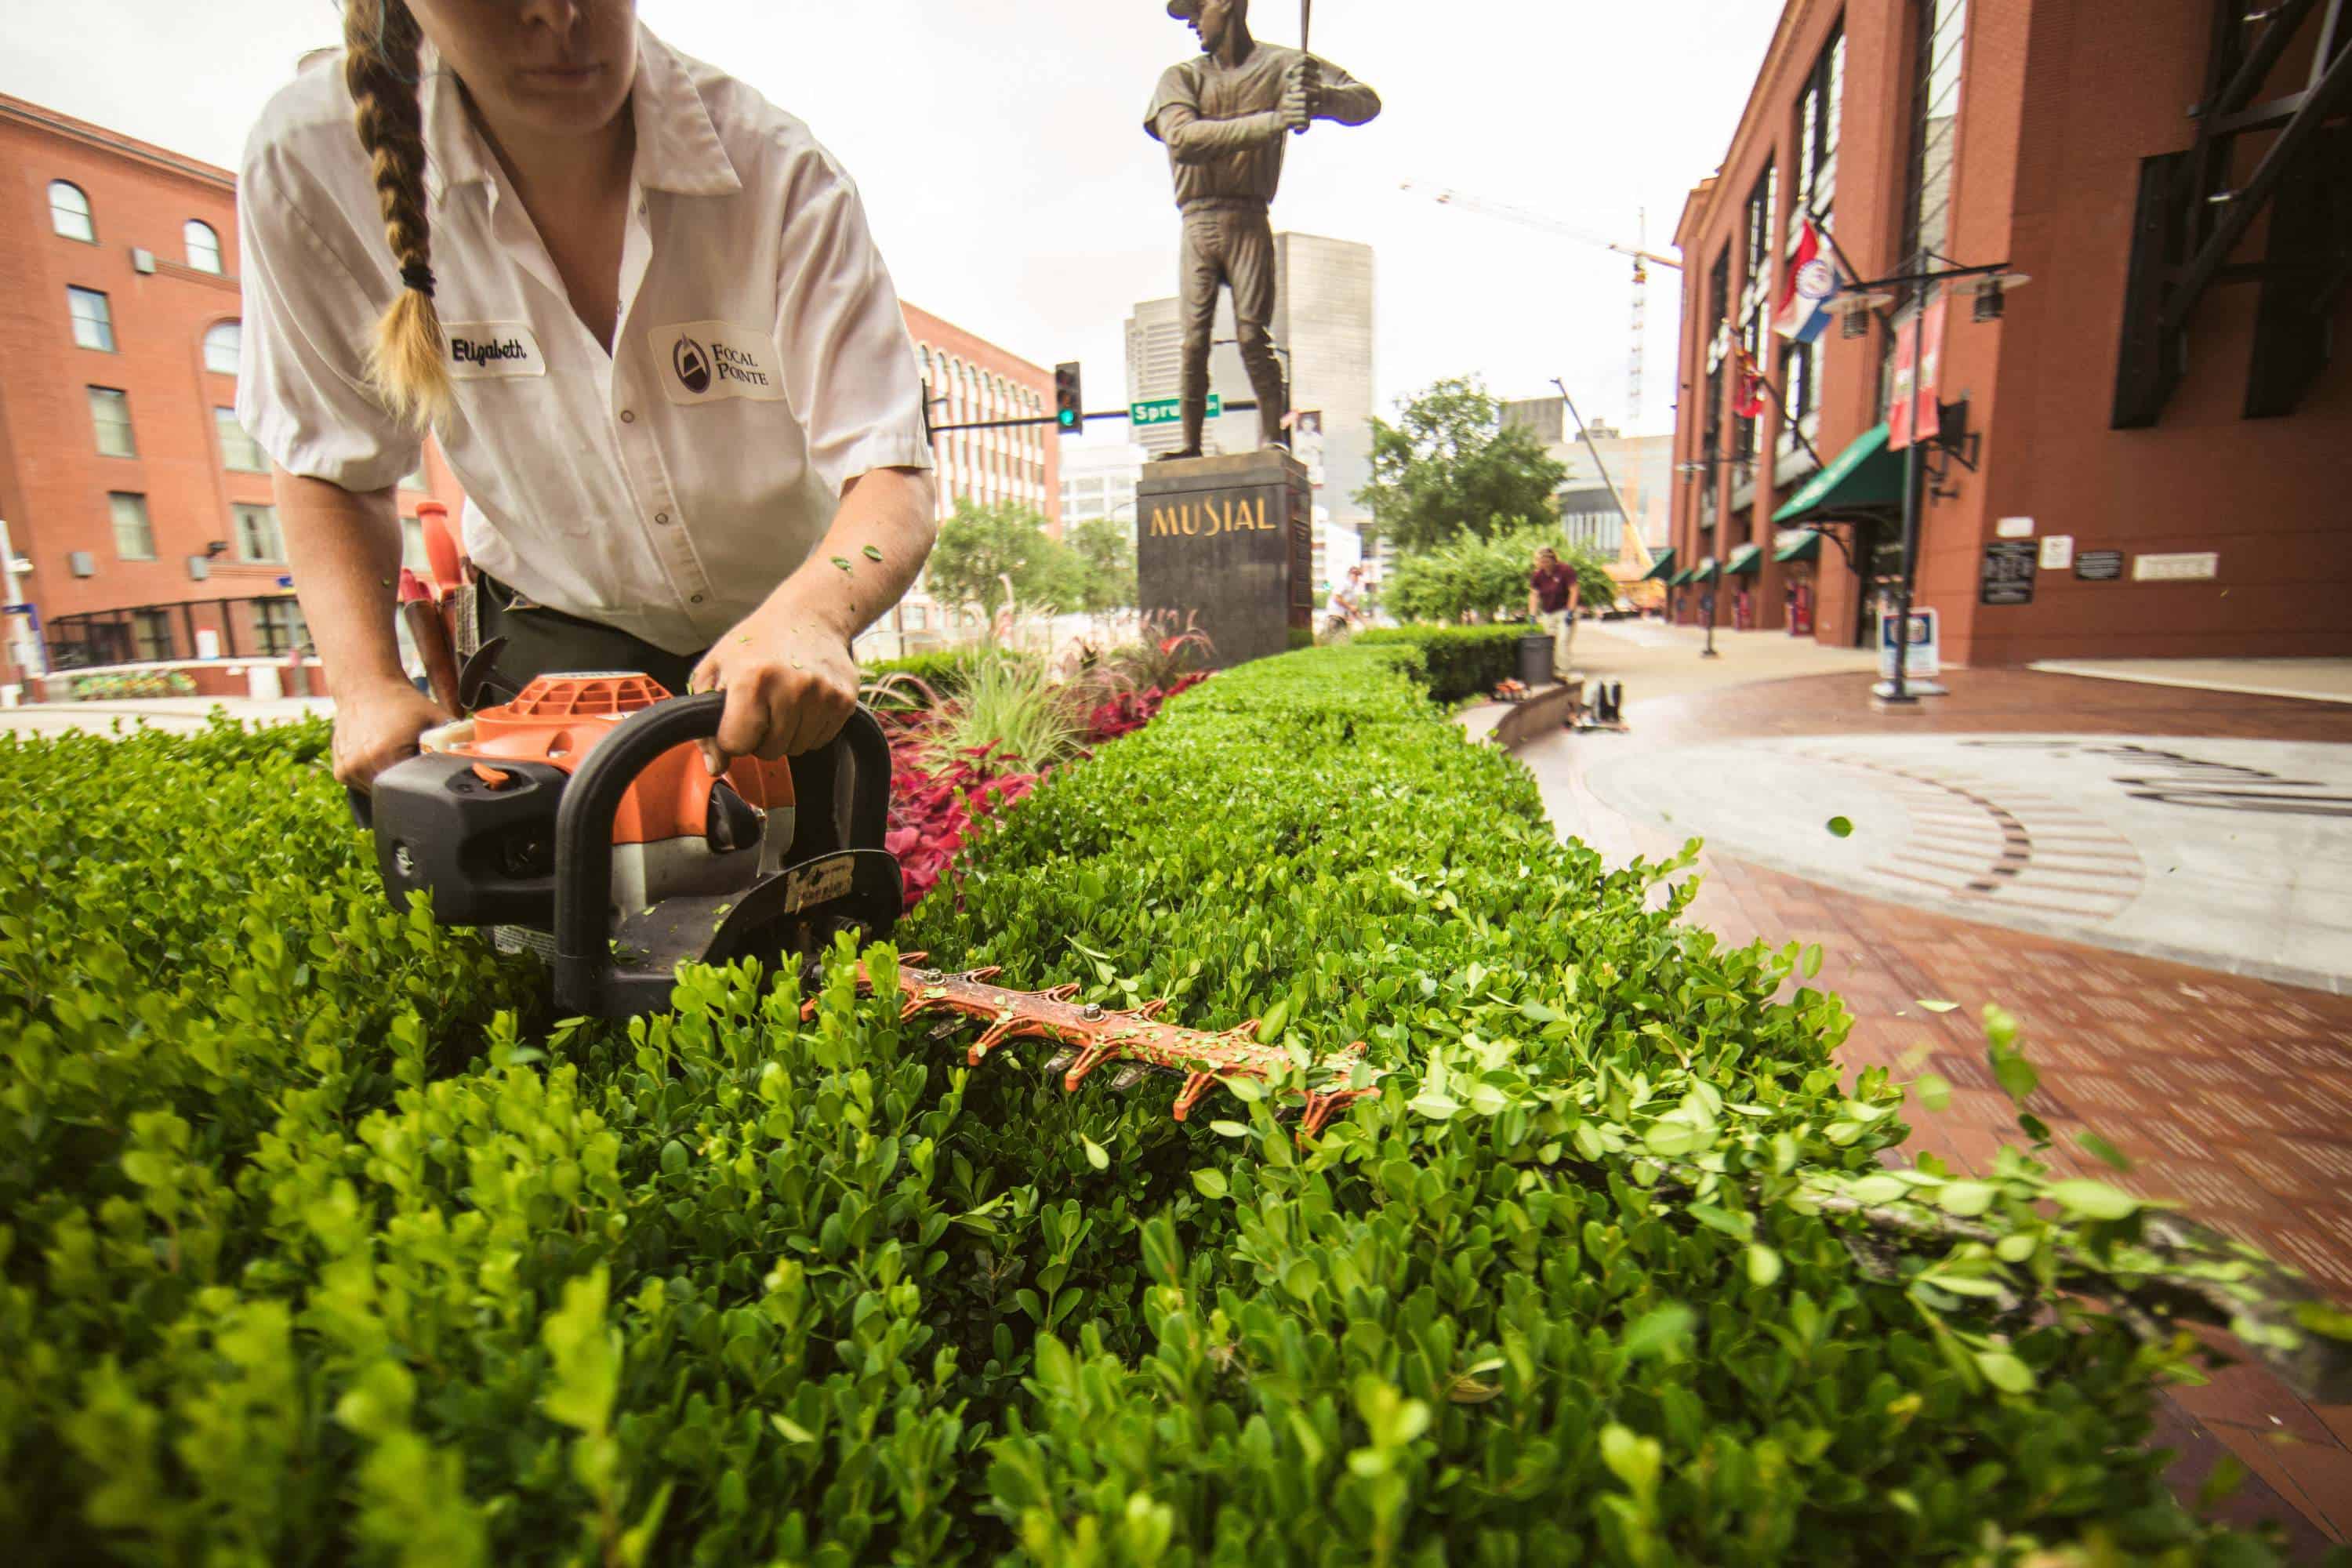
[{"x1": 418, "y1": 23, "x2": 739, "y2": 206}]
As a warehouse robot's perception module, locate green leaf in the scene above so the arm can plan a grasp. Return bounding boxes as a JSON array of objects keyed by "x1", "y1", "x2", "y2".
[
  {"x1": 1209, "y1": 1120, "x2": 1249, "y2": 1138},
  {"x1": 1849, "y1": 1174, "x2": 1907, "y2": 1206},
  {"x1": 1191, "y1": 1168, "x2": 1230, "y2": 1201},
  {"x1": 860, "y1": 543, "x2": 884, "y2": 561},
  {"x1": 1915, "y1": 998, "x2": 1958, "y2": 1013},
  {"x1": 1080, "y1": 1134, "x2": 1109, "y2": 1171},
  {"x1": 1747, "y1": 1245, "x2": 1783, "y2": 1287},
  {"x1": 1599, "y1": 1422, "x2": 1662, "y2": 1497},
  {"x1": 1975, "y1": 1351, "x2": 2035, "y2": 1394},
  {"x1": 2048, "y1": 1178, "x2": 2139, "y2": 1221},
  {"x1": 2075, "y1": 1130, "x2": 2133, "y2": 1173},
  {"x1": 1936, "y1": 1181, "x2": 1996, "y2": 1218},
  {"x1": 1619, "y1": 1303, "x2": 1694, "y2": 1361},
  {"x1": 1913, "y1": 1073, "x2": 1951, "y2": 1112},
  {"x1": 1991, "y1": 1052, "x2": 2039, "y2": 1105},
  {"x1": 1825, "y1": 815, "x2": 1853, "y2": 838},
  {"x1": 1255, "y1": 996, "x2": 1292, "y2": 1042}
]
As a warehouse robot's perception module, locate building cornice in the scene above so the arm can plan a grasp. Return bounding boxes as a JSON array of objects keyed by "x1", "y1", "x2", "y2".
[{"x1": 0, "y1": 93, "x2": 234, "y2": 194}]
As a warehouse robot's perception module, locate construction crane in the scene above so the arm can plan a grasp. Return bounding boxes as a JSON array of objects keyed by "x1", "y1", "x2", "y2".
[{"x1": 1400, "y1": 181, "x2": 1682, "y2": 428}]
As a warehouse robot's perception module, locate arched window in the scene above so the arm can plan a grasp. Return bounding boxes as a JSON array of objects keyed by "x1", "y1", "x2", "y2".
[
  {"x1": 184, "y1": 219, "x2": 223, "y2": 274},
  {"x1": 49, "y1": 180, "x2": 94, "y2": 241},
  {"x1": 203, "y1": 320, "x2": 241, "y2": 376}
]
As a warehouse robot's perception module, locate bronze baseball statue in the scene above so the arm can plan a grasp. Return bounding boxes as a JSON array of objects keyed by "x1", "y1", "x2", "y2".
[{"x1": 1147, "y1": 0, "x2": 1381, "y2": 457}]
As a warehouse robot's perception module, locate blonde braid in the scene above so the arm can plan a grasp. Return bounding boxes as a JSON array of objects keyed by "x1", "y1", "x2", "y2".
[{"x1": 344, "y1": 0, "x2": 452, "y2": 431}]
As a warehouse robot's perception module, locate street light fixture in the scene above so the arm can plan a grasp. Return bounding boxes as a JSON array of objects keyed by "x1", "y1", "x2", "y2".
[{"x1": 1832, "y1": 252, "x2": 2024, "y2": 704}]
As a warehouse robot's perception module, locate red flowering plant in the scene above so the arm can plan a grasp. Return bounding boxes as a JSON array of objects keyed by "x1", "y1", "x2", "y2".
[{"x1": 862, "y1": 623, "x2": 1215, "y2": 910}]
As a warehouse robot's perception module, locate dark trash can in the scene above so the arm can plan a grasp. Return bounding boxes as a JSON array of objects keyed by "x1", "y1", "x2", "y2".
[{"x1": 1517, "y1": 630, "x2": 1554, "y2": 689}]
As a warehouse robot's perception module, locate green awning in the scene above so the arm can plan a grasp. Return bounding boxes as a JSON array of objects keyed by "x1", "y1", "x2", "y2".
[
  {"x1": 1725, "y1": 543, "x2": 1762, "y2": 575},
  {"x1": 1668, "y1": 568, "x2": 1693, "y2": 586},
  {"x1": 1692, "y1": 555, "x2": 1720, "y2": 583},
  {"x1": 1774, "y1": 529, "x2": 1821, "y2": 563},
  {"x1": 1772, "y1": 421, "x2": 1903, "y2": 524},
  {"x1": 1640, "y1": 546, "x2": 1677, "y2": 582}
]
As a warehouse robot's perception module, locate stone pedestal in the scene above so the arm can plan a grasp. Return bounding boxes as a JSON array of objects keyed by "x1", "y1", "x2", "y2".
[{"x1": 1134, "y1": 450, "x2": 1312, "y2": 670}]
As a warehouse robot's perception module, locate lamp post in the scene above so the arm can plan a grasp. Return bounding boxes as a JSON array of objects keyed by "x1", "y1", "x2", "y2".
[{"x1": 1824, "y1": 253, "x2": 2028, "y2": 704}]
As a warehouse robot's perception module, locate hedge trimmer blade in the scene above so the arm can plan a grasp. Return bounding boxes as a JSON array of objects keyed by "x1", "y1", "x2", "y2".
[{"x1": 815, "y1": 955, "x2": 1378, "y2": 1134}]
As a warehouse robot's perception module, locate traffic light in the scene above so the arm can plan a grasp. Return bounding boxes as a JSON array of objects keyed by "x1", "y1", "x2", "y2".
[{"x1": 1053, "y1": 362, "x2": 1083, "y2": 433}]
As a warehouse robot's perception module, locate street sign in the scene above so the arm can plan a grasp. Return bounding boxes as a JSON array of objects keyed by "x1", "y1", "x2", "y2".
[
  {"x1": 1877, "y1": 607, "x2": 1940, "y2": 678},
  {"x1": 1131, "y1": 394, "x2": 1221, "y2": 427}
]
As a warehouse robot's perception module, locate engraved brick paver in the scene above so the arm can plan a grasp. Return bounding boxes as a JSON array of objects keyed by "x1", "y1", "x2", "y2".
[{"x1": 1504, "y1": 646, "x2": 2352, "y2": 1553}]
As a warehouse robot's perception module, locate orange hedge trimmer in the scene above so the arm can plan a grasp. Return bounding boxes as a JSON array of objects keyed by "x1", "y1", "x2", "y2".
[{"x1": 813, "y1": 955, "x2": 1378, "y2": 1134}]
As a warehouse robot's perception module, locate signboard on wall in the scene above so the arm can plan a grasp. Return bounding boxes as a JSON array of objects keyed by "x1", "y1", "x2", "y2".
[
  {"x1": 2075, "y1": 550, "x2": 2125, "y2": 580},
  {"x1": 1980, "y1": 539, "x2": 2038, "y2": 605}
]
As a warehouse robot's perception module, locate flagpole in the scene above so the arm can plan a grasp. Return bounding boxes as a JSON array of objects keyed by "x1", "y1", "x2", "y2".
[{"x1": 1740, "y1": 348, "x2": 1827, "y2": 473}]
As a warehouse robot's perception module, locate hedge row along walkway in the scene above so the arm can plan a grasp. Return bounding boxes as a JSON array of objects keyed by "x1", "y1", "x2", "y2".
[
  {"x1": 1507, "y1": 636, "x2": 2352, "y2": 1556},
  {"x1": 2, "y1": 646, "x2": 2345, "y2": 1564}
]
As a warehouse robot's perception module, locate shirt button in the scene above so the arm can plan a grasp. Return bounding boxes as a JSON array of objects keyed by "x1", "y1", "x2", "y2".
[
  {"x1": 655, "y1": 511, "x2": 670, "y2": 525},
  {"x1": 690, "y1": 593, "x2": 704, "y2": 604},
  {"x1": 619, "y1": 409, "x2": 636, "y2": 423}
]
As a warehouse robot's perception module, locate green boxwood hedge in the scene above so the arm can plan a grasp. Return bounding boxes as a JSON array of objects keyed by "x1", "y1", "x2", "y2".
[
  {"x1": 0, "y1": 655, "x2": 2335, "y2": 1566},
  {"x1": 1356, "y1": 624, "x2": 1530, "y2": 703}
]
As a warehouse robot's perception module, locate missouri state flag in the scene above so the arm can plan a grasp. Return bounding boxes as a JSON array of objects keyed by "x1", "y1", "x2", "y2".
[{"x1": 1773, "y1": 219, "x2": 1838, "y2": 343}]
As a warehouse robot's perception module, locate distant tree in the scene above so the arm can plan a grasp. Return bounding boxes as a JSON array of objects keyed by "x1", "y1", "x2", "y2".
[
  {"x1": 1355, "y1": 376, "x2": 1570, "y2": 554},
  {"x1": 924, "y1": 500, "x2": 1080, "y2": 619},
  {"x1": 1066, "y1": 514, "x2": 1138, "y2": 614},
  {"x1": 1383, "y1": 526, "x2": 1616, "y2": 625}
]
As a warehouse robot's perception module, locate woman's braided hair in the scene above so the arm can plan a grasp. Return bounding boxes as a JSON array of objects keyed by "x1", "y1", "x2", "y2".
[{"x1": 344, "y1": 0, "x2": 452, "y2": 431}]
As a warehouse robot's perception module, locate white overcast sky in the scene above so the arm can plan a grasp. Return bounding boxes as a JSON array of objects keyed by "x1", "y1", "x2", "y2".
[{"x1": 1, "y1": 0, "x2": 1780, "y2": 449}]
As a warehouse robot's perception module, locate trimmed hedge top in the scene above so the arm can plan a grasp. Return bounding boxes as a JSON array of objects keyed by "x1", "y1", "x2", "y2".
[
  {"x1": 0, "y1": 652, "x2": 2331, "y2": 1566},
  {"x1": 1356, "y1": 624, "x2": 1528, "y2": 703}
]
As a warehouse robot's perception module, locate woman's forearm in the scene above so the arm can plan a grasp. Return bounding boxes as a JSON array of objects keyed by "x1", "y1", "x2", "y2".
[
  {"x1": 760, "y1": 466, "x2": 938, "y2": 644},
  {"x1": 274, "y1": 470, "x2": 409, "y2": 696}
]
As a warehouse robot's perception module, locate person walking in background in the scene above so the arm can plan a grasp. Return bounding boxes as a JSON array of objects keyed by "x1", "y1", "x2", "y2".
[{"x1": 1528, "y1": 545, "x2": 1579, "y2": 681}]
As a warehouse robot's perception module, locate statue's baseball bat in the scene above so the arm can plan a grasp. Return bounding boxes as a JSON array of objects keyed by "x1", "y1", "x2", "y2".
[{"x1": 1293, "y1": 0, "x2": 1312, "y2": 135}]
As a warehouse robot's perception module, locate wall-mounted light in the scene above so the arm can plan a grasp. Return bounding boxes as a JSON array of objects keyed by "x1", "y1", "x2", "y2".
[{"x1": 1965, "y1": 271, "x2": 2033, "y2": 323}]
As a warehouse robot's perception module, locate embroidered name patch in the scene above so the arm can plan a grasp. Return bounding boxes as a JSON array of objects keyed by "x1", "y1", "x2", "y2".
[
  {"x1": 654, "y1": 321, "x2": 786, "y2": 405},
  {"x1": 443, "y1": 321, "x2": 546, "y2": 379}
]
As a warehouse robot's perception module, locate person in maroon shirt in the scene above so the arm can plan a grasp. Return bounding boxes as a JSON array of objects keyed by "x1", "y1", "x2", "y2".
[{"x1": 1527, "y1": 546, "x2": 1581, "y2": 680}]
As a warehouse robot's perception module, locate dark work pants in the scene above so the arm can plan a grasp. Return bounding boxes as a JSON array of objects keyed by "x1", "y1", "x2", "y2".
[
  {"x1": 1179, "y1": 200, "x2": 1289, "y2": 452},
  {"x1": 470, "y1": 574, "x2": 705, "y2": 703}
]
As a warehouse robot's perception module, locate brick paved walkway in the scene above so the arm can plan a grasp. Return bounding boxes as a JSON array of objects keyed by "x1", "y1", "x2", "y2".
[{"x1": 1506, "y1": 652, "x2": 2352, "y2": 1558}]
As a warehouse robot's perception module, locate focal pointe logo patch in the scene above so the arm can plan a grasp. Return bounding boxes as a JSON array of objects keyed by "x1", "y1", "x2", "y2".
[
  {"x1": 653, "y1": 321, "x2": 785, "y2": 405},
  {"x1": 441, "y1": 321, "x2": 546, "y2": 379}
]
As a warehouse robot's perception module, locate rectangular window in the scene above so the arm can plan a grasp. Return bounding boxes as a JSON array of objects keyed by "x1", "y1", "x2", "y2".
[
  {"x1": 1702, "y1": 247, "x2": 1730, "y2": 466},
  {"x1": 1885, "y1": 0, "x2": 1969, "y2": 399},
  {"x1": 234, "y1": 502, "x2": 285, "y2": 564},
  {"x1": 1793, "y1": 27, "x2": 1846, "y2": 238},
  {"x1": 215, "y1": 407, "x2": 269, "y2": 473},
  {"x1": 132, "y1": 608, "x2": 175, "y2": 662},
  {"x1": 88, "y1": 387, "x2": 135, "y2": 457},
  {"x1": 252, "y1": 597, "x2": 310, "y2": 657},
  {"x1": 109, "y1": 492, "x2": 155, "y2": 560},
  {"x1": 67, "y1": 286, "x2": 114, "y2": 351},
  {"x1": 1737, "y1": 164, "x2": 1778, "y2": 462},
  {"x1": 1903, "y1": 0, "x2": 1968, "y2": 285}
]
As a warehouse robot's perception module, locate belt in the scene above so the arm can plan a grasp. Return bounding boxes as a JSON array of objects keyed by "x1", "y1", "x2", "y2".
[{"x1": 1180, "y1": 196, "x2": 1272, "y2": 214}]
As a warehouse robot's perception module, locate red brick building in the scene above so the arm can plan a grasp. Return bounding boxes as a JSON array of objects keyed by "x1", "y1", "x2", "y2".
[
  {"x1": 0, "y1": 93, "x2": 463, "y2": 691},
  {"x1": 1664, "y1": 1, "x2": 2350, "y2": 666},
  {"x1": 902, "y1": 302, "x2": 1059, "y2": 531}
]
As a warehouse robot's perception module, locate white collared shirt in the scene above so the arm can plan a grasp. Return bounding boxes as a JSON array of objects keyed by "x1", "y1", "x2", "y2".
[{"x1": 234, "y1": 24, "x2": 933, "y2": 653}]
